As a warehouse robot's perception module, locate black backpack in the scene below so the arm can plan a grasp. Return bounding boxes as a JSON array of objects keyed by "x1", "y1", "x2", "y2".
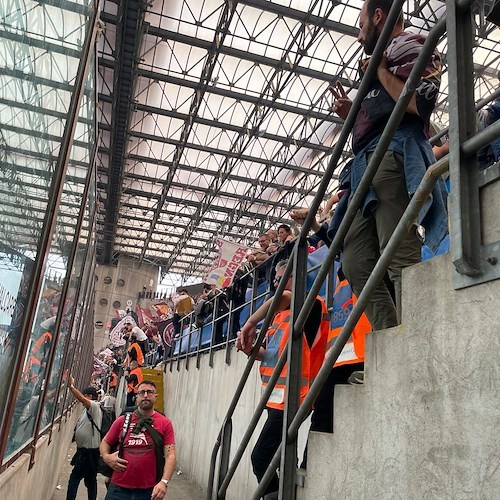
[{"x1": 87, "y1": 404, "x2": 116, "y2": 440}]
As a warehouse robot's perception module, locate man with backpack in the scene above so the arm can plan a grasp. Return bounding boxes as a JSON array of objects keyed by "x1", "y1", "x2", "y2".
[
  {"x1": 100, "y1": 380, "x2": 176, "y2": 500},
  {"x1": 66, "y1": 377, "x2": 105, "y2": 500}
]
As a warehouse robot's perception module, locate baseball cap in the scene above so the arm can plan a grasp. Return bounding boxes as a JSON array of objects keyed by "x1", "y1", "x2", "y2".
[{"x1": 82, "y1": 387, "x2": 98, "y2": 398}]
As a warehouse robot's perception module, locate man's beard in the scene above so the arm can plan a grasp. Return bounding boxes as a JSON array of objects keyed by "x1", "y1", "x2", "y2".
[
  {"x1": 363, "y1": 21, "x2": 379, "y2": 55},
  {"x1": 139, "y1": 399, "x2": 154, "y2": 410}
]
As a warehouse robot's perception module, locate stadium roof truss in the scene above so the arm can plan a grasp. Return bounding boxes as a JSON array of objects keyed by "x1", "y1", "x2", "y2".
[{"x1": 1, "y1": 0, "x2": 499, "y2": 281}]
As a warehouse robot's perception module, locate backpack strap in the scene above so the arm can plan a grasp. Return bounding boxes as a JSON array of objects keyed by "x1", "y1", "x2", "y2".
[
  {"x1": 133, "y1": 409, "x2": 165, "y2": 482},
  {"x1": 86, "y1": 408, "x2": 102, "y2": 436},
  {"x1": 117, "y1": 412, "x2": 133, "y2": 457}
]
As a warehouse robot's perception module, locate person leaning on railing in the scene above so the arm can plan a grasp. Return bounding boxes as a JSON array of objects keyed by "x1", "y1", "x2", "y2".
[{"x1": 236, "y1": 259, "x2": 330, "y2": 498}]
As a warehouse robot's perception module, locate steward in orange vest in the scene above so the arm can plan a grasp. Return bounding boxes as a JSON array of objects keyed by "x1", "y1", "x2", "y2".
[
  {"x1": 310, "y1": 276, "x2": 372, "y2": 435},
  {"x1": 125, "y1": 336, "x2": 144, "y2": 366},
  {"x1": 125, "y1": 361, "x2": 143, "y2": 407},
  {"x1": 236, "y1": 259, "x2": 329, "y2": 497},
  {"x1": 259, "y1": 298, "x2": 330, "y2": 410},
  {"x1": 109, "y1": 372, "x2": 118, "y2": 389}
]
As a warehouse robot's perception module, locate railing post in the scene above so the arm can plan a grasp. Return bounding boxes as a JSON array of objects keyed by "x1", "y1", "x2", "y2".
[
  {"x1": 176, "y1": 321, "x2": 184, "y2": 372},
  {"x1": 209, "y1": 294, "x2": 220, "y2": 367},
  {"x1": 250, "y1": 267, "x2": 258, "y2": 315},
  {"x1": 196, "y1": 321, "x2": 204, "y2": 369},
  {"x1": 224, "y1": 291, "x2": 235, "y2": 366},
  {"x1": 325, "y1": 259, "x2": 335, "y2": 311},
  {"x1": 185, "y1": 311, "x2": 194, "y2": 370},
  {"x1": 279, "y1": 239, "x2": 308, "y2": 499},
  {"x1": 169, "y1": 337, "x2": 175, "y2": 372},
  {"x1": 447, "y1": 0, "x2": 482, "y2": 278},
  {"x1": 216, "y1": 418, "x2": 233, "y2": 500}
]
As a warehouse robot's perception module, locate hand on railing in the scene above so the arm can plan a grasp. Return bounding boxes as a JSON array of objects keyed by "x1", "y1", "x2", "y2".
[{"x1": 236, "y1": 319, "x2": 257, "y2": 355}]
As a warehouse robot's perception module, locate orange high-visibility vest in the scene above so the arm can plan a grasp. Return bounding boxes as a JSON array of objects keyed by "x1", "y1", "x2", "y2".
[
  {"x1": 109, "y1": 372, "x2": 117, "y2": 388},
  {"x1": 127, "y1": 367, "x2": 143, "y2": 393},
  {"x1": 260, "y1": 296, "x2": 330, "y2": 410},
  {"x1": 126, "y1": 342, "x2": 144, "y2": 366},
  {"x1": 327, "y1": 279, "x2": 372, "y2": 367}
]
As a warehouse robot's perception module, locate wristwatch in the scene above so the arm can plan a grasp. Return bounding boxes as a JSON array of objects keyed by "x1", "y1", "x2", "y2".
[{"x1": 161, "y1": 479, "x2": 169, "y2": 486}]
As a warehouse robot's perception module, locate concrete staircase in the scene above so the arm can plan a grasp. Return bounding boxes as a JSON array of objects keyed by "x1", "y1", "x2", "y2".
[
  {"x1": 299, "y1": 252, "x2": 500, "y2": 500},
  {"x1": 298, "y1": 173, "x2": 500, "y2": 499}
]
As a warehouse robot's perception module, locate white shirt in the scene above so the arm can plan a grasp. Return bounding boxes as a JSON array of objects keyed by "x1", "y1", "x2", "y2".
[
  {"x1": 131, "y1": 326, "x2": 147, "y2": 341},
  {"x1": 74, "y1": 400, "x2": 102, "y2": 449}
]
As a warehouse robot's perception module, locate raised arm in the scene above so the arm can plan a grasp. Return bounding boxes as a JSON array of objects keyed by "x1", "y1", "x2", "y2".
[{"x1": 68, "y1": 376, "x2": 92, "y2": 410}]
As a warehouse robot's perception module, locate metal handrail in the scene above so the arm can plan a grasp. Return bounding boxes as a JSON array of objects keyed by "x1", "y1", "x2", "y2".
[
  {"x1": 208, "y1": 2, "x2": 447, "y2": 498},
  {"x1": 250, "y1": 8, "x2": 451, "y2": 497},
  {"x1": 208, "y1": 0, "x2": 409, "y2": 496},
  {"x1": 429, "y1": 86, "x2": 500, "y2": 146},
  {"x1": 251, "y1": 156, "x2": 450, "y2": 500}
]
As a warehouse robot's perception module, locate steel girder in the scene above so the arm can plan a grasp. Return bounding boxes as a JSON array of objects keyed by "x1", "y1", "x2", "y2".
[{"x1": 101, "y1": 0, "x2": 148, "y2": 264}]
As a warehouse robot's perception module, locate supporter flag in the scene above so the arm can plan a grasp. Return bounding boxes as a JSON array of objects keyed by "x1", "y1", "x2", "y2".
[
  {"x1": 205, "y1": 238, "x2": 251, "y2": 288},
  {"x1": 160, "y1": 319, "x2": 175, "y2": 347},
  {"x1": 109, "y1": 316, "x2": 134, "y2": 346},
  {"x1": 136, "y1": 304, "x2": 153, "y2": 327},
  {"x1": 152, "y1": 302, "x2": 170, "y2": 321}
]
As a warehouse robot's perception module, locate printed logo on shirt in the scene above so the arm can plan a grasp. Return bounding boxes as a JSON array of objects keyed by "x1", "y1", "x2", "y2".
[{"x1": 127, "y1": 432, "x2": 148, "y2": 446}]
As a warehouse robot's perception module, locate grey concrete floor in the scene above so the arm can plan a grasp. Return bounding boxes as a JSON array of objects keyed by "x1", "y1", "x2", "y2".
[{"x1": 53, "y1": 442, "x2": 204, "y2": 500}]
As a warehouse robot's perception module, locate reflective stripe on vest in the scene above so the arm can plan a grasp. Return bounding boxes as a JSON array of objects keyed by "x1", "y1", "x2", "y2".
[
  {"x1": 259, "y1": 296, "x2": 329, "y2": 410},
  {"x1": 327, "y1": 279, "x2": 372, "y2": 367}
]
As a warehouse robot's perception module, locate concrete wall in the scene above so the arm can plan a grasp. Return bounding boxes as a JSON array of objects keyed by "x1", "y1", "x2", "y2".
[
  {"x1": 164, "y1": 348, "x2": 311, "y2": 499},
  {"x1": 94, "y1": 256, "x2": 159, "y2": 351},
  {"x1": 0, "y1": 407, "x2": 79, "y2": 500}
]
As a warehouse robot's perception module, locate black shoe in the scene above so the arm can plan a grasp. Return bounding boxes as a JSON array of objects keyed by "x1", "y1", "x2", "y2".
[{"x1": 348, "y1": 370, "x2": 364, "y2": 385}]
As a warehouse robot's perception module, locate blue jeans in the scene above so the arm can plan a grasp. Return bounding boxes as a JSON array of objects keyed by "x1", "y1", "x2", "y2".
[{"x1": 105, "y1": 484, "x2": 153, "y2": 500}]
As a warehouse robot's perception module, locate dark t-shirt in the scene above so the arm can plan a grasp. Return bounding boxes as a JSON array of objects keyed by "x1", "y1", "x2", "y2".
[{"x1": 353, "y1": 32, "x2": 441, "y2": 153}]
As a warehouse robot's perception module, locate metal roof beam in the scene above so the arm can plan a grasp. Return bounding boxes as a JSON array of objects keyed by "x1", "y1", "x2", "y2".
[
  {"x1": 116, "y1": 203, "x2": 282, "y2": 230},
  {"x1": 126, "y1": 148, "x2": 324, "y2": 177},
  {"x1": 113, "y1": 166, "x2": 315, "y2": 197},
  {"x1": 2, "y1": 161, "x2": 87, "y2": 189},
  {"x1": 0, "y1": 97, "x2": 94, "y2": 126},
  {"x1": 141, "y1": 25, "x2": 356, "y2": 86},
  {"x1": 0, "y1": 123, "x2": 92, "y2": 152},
  {"x1": 121, "y1": 181, "x2": 303, "y2": 210},
  {"x1": 237, "y1": 0, "x2": 355, "y2": 36},
  {"x1": 113, "y1": 70, "x2": 342, "y2": 125},
  {"x1": 102, "y1": 0, "x2": 147, "y2": 264},
  {"x1": 0, "y1": 67, "x2": 92, "y2": 95},
  {"x1": 117, "y1": 191, "x2": 273, "y2": 221},
  {"x1": 0, "y1": 29, "x2": 81, "y2": 58},
  {"x1": 37, "y1": 0, "x2": 88, "y2": 15},
  {"x1": 0, "y1": 185, "x2": 83, "y2": 210}
]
